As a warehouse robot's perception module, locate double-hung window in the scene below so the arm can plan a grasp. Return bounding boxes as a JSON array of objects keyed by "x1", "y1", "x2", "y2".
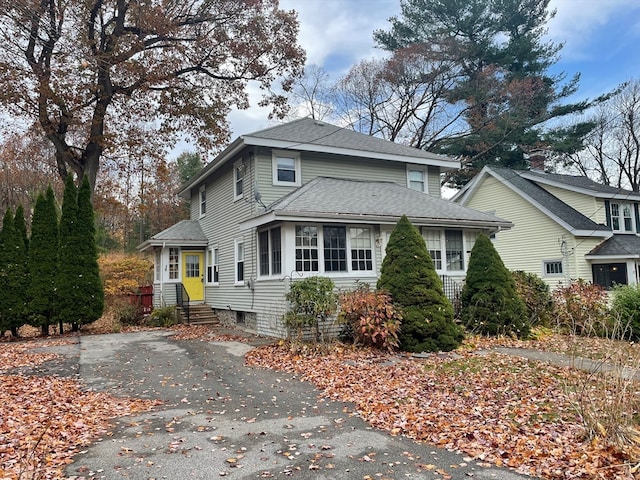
[
  {"x1": 350, "y1": 227, "x2": 373, "y2": 271},
  {"x1": 421, "y1": 228, "x2": 468, "y2": 272},
  {"x1": 169, "y1": 247, "x2": 179, "y2": 280},
  {"x1": 273, "y1": 151, "x2": 301, "y2": 186},
  {"x1": 235, "y1": 240, "x2": 244, "y2": 284},
  {"x1": 199, "y1": 185, "x2": 206, "y2": 217},
  {"x1": 258, "y1": 227, "x2": 282, "y2": 277},
  {"x1": 445, "y1": 230, "x2": 464, "y2": 271},
  {"x1": 407, "y1": 166, "x2": 427, "y2": 193},
  {"x1": 295, "y1": 225, "x2": 318, "y2": 272},
  {"x1": 422, "y1": 229, "x2": 443, "y2": 269},
  {"x1": 610, "y1": 202, "x2": 634, "y2": 232},
  {"x1": 207, "y1": 246, "x2": 219, "y2": 284},
  {"x1": 234, "y1": 161, "x2": 244, "y2": 200}
]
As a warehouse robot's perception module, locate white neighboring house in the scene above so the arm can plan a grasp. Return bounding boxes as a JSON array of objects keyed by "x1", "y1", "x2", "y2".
[
  {"x1": 453, "y1": 165, "x2": 640, "y2": 290},
  {"x1": 138, "y1": 118, "x2": 512, "y2": 337}
]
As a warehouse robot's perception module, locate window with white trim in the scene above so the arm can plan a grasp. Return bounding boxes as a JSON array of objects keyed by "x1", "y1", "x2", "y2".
[
  {"x1": 234, "y1": 161, "x2": 244, "y2": 200},
  {"x1": 199, "y1": 185, "x2": 206, "y2": 217},
  {"x1": 543, "y1": 260, "x2": 563, "y2": 276},
  {"x1": 407, "y1": 166, "x2": 427, "y2": 193},
  {"x1": 324, "y1": 226, "x2": 347, "y2": 272},
  {"x1": 169, "y1": 247, "x2": 179, "y2": 280},
  {"x1": 272, "y1": 151, "x2": 301, "y2": 186},
  {"x1": 422, "y1": 229, "x2": 442, "y2": 269},
  {"x1": 235, "y1": 240, "x2": 244, "y2": 284},
  {"x1": 350, "y1": 227, "x2": 373, "y2": 271},
  {"x1": 207, "y1": 246, "x2": 219, "y2": 284},
  {"x1": 155, "y1": 251, "x2": 161, "y2": 281},
  {"x1": 445, "y1": 230, "x2": 464, "y2": 271},
  {"x1": 295, "y1": 225, "x2": 318, "y2": 272},
  {"x1": 258, "y1": 227, "x2": 282, "y2": 277},
  {"x1": 610, "y1": 202, "x2": 634, "y2": 232}
]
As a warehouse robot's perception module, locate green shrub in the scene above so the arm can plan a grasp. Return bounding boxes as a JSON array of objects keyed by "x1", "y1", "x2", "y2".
[
  {"x1": 147, "y1": 306, "x2": 177, "y2": 327},
  {"x1": 610, "y1": 284, "x2": 640, "y2": 341},
  {"x1": 552, "y1": 279, "x2": 610, "y2": 336},
  {"x1": 512, "y1": 270, "x2": 554, "y2": 327},
  {"x1": 461, "y1": 235, "x2": 529, "y2": 338},
  {"x1": 284, "y1": 276, "x2": 337, "y2": 342},
  {"x1": 377, "y1": 215, "x2": 463, "y2": 352},
  {"x1": 338, "y1": 284, "x2": 401, "y2": 351}
]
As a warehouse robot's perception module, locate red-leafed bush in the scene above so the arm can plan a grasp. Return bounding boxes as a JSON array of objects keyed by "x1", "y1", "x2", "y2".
[
  {"x1": 338, "y1": 284, "x2": 401, "y2": 351},
  {"x1": 552, "y1": 279, "x2": 610, "y2": 336}
]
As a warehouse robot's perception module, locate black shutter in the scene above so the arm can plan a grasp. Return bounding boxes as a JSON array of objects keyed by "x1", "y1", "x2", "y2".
[{"x1": 604, "y1": 200, "x2": 611, "y2": 228}]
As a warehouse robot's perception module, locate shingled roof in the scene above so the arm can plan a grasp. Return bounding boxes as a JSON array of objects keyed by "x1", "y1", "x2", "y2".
[
  {"x1": 241, "y1": 177, "x2": 512, "y2": 230},
  {"x1": 464, "y1": 167, "x2": 612, "y2": 236},
  {"x1": 138, "y1": 220, "x2": 207, "y2": 251},
  {"x1": 179, "y1": 118, "x2": 459, "y2": 197},
  {"x1": 587, "y1": 234, "x2": 640, "y2": 258}
]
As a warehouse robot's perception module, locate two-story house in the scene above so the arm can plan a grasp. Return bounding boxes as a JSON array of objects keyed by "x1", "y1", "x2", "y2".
[
  {"x1": 453, "y1": 165, "x2": 640, "y2": 290},
  {"x1": 138, "y1": 118, "x2": 512, "y2": 337}
]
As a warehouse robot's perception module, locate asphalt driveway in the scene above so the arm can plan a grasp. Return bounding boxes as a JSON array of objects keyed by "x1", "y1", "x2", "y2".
[{"x1": 34, "y1": 330, "x2": 538, "y2": 479}]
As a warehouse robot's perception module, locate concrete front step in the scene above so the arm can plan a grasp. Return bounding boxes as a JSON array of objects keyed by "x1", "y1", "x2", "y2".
[{"x1": 178, "y1": 305, "x2": 220, "y2": 325}]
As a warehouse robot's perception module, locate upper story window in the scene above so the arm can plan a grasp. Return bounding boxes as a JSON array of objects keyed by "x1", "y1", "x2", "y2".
[
  {"x1": 610, "y1": 202, "x2": 634, "y2": 232},
  {"x1": 273, "y1": 151, "x2": 301, "y2": 186},
  {"x1": 407, "y1": 165, "x2": 428, "y2": 193},
  {"x1": 234, "y1": 161, "x2": 244, "y2": 200},
  {"x1": 199, "y1": 185, "x2": 206, "y2": 217}
]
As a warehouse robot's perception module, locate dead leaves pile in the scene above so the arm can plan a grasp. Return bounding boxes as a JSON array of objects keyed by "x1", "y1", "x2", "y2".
[
  {"x1": 0, "y1": 341, "x2": 159, "y2": 480},
  {"x1": 245, "y1": 343, "x2": 638, "y2": 479}
]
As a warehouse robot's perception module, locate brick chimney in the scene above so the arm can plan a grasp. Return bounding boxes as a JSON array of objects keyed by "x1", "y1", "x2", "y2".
[{"x1": 527, "y1": 149, "x2": 547, "y2": 172}]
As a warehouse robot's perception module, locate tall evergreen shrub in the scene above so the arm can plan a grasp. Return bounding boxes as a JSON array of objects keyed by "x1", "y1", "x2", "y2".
[
  {"x1": 377, "y1": 215, "x2": 463, "y2": 352},
  {"x1": 460, "y1": 234, "x2": 529, "y2": 338},
  {"x1": 27, "y1": 187, "x2": 59, "y2": 335},
  {"x1": 0, "y1": 210, "x2": 24, "y2": 335}
]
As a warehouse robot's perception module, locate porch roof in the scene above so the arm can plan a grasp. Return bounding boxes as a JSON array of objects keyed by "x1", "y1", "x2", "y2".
[
  {"x1": 240, "y1": 177, "x2": 513, "y2": 231},
  {"x1": 586, "y1": 234, "x2": 640, "y2": 260},
  {"x1": 137, "y1": 220, "x2": 207, "y2": 252}
]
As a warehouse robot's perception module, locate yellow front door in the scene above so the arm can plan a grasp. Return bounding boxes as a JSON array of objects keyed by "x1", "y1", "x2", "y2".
[{"x1": 182, "y1": 252, "x2": 204, "y2": 301}]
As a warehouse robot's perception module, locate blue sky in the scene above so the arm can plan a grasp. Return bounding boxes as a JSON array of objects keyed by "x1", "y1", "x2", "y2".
[{"x1": 227, "y1": 0, "x2": 640, "y2": 137}]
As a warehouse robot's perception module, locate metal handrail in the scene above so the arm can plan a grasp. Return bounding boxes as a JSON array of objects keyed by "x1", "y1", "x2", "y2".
[{"x1": 176, "y1": 283, "x2": 190, "y2": 322}]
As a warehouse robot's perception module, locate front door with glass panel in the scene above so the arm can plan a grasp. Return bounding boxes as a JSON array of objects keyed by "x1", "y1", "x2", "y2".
[{"x1": 182, "y1": 252, "x2": 204, "y2": 301}]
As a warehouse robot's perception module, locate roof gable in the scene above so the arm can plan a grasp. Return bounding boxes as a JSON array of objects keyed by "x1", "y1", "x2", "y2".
[
  {"x1": 455, "y1": 166, "x2": 611, "y2": 237},
  {"x1": 520, "y1": 170, "x2": 640, "y2": 200},
  {"x1": 137, "y1": 220, "x2": 207, "y2": 251}
]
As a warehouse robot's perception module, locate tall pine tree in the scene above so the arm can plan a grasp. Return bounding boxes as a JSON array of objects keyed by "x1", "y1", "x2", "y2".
[
  {"x1": 0, "y1": 210, "x2": 20, "y2": 335},
  {"x1": 377, "y1": 215, "x2": 463, "y2": 352},
  {"x1": 27, "y1": 187, "x2": 59, "y2": 335},
  {"x1": 374, "y1": 0, "x2": 608, "y2": 186}
]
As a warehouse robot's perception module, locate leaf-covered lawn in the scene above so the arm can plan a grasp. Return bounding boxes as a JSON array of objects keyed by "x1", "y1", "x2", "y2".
[
  {"x1": 0, "y1": 340, "x2": 159, "y2": 480},
  {"x1": 245, "y1": 341, "x2": 639, "y2": 479}
]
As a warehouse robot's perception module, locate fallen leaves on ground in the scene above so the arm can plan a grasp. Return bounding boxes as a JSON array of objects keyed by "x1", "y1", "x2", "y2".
[
  {"x1": 169, "y1": 324, "x2": 254, "y2": 343},
  {"x1": 245, "y1": 342, "x2": 638, "y2": 480},
  {"x1": 0, "y1": 341, "x2": 160, "y2": 479}
]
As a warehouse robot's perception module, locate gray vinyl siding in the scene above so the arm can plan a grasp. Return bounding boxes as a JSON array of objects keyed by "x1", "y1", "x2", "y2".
[
  {"x1": 253, "y1": 147, "x2": 440, "y2": 206},
  {"x1": 198, "y1": 152, "x2": 261, "y2": 314}
]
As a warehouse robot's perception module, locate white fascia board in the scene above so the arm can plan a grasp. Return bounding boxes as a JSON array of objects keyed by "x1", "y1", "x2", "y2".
[
  {"x1": 239, "y1": 210, "x2": 511, "y2": 231},
  {"x1": 586, "y1": 253, "x2": 640, "y2": 260},
  {"x1": 241, "y1": 136, "x2": 460, "y2": 170}
]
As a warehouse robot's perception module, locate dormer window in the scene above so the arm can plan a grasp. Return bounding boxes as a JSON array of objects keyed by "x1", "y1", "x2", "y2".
[
  {"x1": 610, "y1": 202, "x2": 634, "y2": 232},
  {"x1": 272, "y1": 151, "x2": 301, "y2": 186}
]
